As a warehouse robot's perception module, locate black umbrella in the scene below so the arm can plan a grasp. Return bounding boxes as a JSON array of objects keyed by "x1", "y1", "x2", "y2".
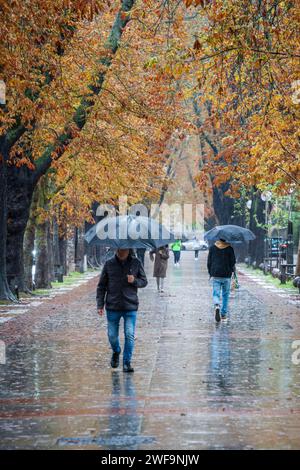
[
  {"x1": 84, "y1": 215, "x2": 175, "y2": 249},
  {"x1": 204, "y1": 224, "x2": 255, "y2": 244}
]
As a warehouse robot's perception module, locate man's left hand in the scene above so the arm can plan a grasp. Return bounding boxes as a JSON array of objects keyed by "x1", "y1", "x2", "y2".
[{"x1": 127, "y1": 274, "x2": 135, "y2": 283}]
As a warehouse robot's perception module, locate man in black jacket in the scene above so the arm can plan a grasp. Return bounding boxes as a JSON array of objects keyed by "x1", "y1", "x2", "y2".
[
  {"x1": 207, "y1": 239, "x2": 236, "y2": 322},
  {"x1": 97, "y1": 249, "x2": 148, "y2": 372}
]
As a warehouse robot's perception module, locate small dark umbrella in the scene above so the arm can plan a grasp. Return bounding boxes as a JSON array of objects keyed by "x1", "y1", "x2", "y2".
[
  {"x1": 84, "y1": 215, "x2": 175, "y2": 249},
  {"x1": 204, "y1": 224, "x2": 255, "y2": 244}
]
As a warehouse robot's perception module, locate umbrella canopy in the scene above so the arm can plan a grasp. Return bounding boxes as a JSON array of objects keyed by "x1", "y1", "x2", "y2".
[
  {"x1": 84, "y1": 215, "x2": 175, "y2": 249},
  {"x1": 204, "y1": 224, "x2": 256, "y2": 244}
]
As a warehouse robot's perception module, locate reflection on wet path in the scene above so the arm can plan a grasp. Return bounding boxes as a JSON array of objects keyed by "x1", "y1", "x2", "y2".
[{"x1": 57, "y1": 372, "x2": 155, "y2": 449}]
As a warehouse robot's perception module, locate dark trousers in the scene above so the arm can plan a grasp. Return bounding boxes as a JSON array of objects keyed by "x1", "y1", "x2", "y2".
[{"x1": 106, "y1": 310, "x2": 137, "y2": 364}]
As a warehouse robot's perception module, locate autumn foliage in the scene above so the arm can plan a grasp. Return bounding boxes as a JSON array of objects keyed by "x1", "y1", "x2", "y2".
[
  {"x1": 0, "y1": 0, "x2": 299, "y2": 227},
  {"x1": 0, "y1": 1, "x2": 184, "y2": 232},
  {"x1": 182, "y1": 0, "x2": 300, "y2": 197}
]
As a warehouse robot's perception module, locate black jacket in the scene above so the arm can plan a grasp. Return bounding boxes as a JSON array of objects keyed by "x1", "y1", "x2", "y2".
[
  {"x1": 96, "y1": 254, "x2": 148, "y2": 311},
  {"x1": 207, "y1": 244, "x2": 236, "y2": 278}
]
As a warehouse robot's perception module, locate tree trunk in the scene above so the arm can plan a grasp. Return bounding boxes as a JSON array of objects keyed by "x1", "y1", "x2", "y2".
[
  {"x1": 53, "y1": 219, "x2": 60, "y2": 267},
  {"x1": 23, "y1": 225, "x2": 35, "y2": 291},
  {"x1": 59, "y1": 236, "x2": 67, "y2": 275},
  {"x1": 66, "y1": 229, "x2": 76, "y2": 274},
  {"x1": 34, "y1": 179, "x2": 52, "y2": 289},
  {"x1": 0, "y1": 144, "x2": 15, "y2": 300},
  {"x1": 35, "y1": 219, "x2": 52, "y2": 289},
  {"x1": 48, "y1": 220, "x2": 55, "y2": 282},
  {"x1": 212, "y1": 183, "x2": 235, "y2": 225},
  {"x1": 23, "y1": 186, "x2": 38, "y2": 291},
  {"x1": 75, "y1": 226, "x2": 85, "y2": 273},
  {"x1": 231, "y1": 198, "x2": 248, "y2": 263},
  {"x1": 6, "y1": 164, "x2": 36, "y2": 292},
  {"x1": 249, "y1": 191, "x2": 265, "y2": 267}
]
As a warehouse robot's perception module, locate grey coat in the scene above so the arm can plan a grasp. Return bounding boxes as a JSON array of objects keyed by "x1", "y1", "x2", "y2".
[{"x1": 150, "y1": 247, "x2": 169, "y2": 278}]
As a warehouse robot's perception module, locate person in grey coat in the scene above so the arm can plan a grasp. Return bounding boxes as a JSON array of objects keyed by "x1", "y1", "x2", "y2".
[{"x1": 150, "y1": 245, "x2": 169, "y2": 292}]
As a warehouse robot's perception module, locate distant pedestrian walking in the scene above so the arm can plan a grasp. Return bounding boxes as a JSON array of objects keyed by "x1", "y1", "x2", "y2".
[
  {"x1": 207, "y1": 239, "x2": 236, "y2": 322},
  {"x1": 170, "y1": 239, "x2": 181, "y2": 266},
  {"x1": 96, "y1": 249, "x2": 148, "y2": 372},
  {"x1": 150, "y1": 245, "x2": 169, "y2": 292}
]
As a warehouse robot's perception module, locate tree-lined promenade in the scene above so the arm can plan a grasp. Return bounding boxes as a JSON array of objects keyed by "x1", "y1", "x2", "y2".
[{"x1": 0, "y1": 0, "x2": 299, "y2": 301}]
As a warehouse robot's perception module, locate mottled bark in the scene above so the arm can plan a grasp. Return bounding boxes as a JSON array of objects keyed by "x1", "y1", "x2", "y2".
[
  {"x1": 53, "y1": 219, "x2": 60, "y2": 266},
  {"x1": 35, "y1": 179, "x2": 52, "y2": 289},
  {"x1": 66, "y1": 230, "x2": 76, "y2": 274},
  {"x1": 23, "y1": 187, "x2": 38, "y2": 291},
  {"x1": 35, "y1": 220, "x2": 53, "y2": 289}
]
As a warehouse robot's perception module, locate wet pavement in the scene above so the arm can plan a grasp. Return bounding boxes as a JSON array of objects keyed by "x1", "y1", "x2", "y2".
[{"x1": 0, "y1": 251, "x2": 300, "y2": 449}]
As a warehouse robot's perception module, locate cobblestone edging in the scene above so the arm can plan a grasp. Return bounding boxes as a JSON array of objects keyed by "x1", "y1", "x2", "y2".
[{"x1": 237, "y1": 266, "x2": 300, "y2": 307}]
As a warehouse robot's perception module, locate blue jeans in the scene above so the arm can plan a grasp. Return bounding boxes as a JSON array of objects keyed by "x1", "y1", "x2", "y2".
[
  {"x1": 212, "y1": 277, "x2": 231, "y2": 316},
  {"x1": 106, "y1": 310, "x2": 137, "y2": 364}
]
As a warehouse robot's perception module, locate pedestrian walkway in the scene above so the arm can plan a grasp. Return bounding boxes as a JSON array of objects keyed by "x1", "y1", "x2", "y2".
[
  {"x1": 0, "y1": 252, "x2": 299, "y2": 449},
  {"x1": 0, "y1": 271, "x2": 99, "y2": 325}
]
